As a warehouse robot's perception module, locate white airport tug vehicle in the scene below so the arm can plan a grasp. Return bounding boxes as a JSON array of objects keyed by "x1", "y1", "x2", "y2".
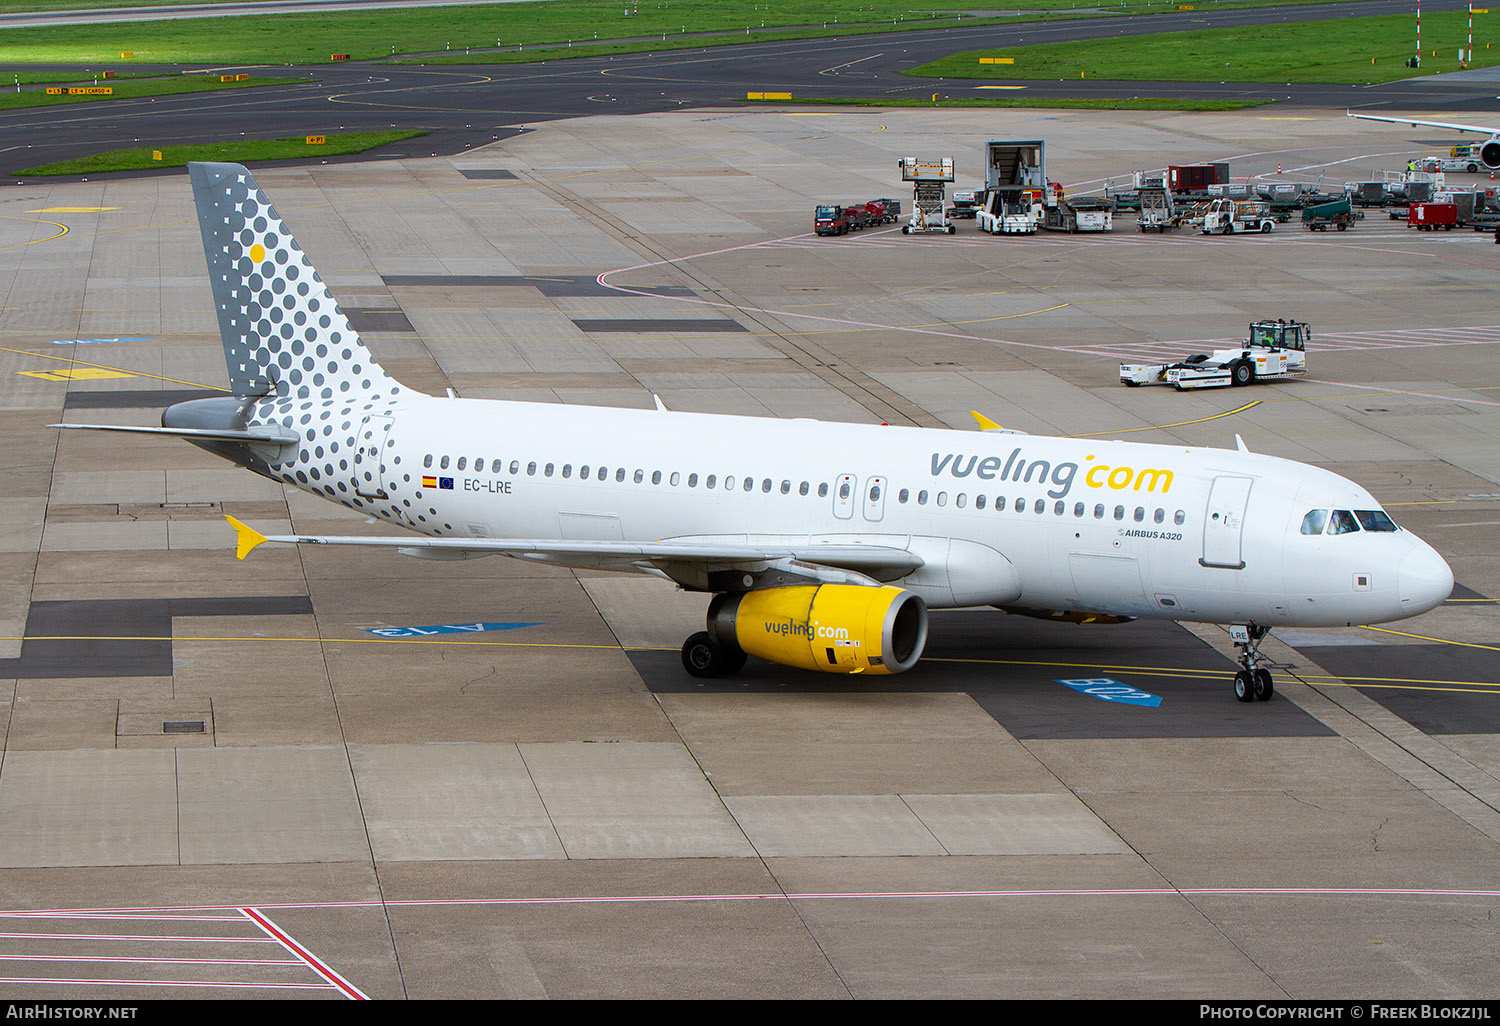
[
  {"x1": 1120, "y1": 318, "x2": 1309, "y2": 390},
  {"x1": 1200, "y1": 197, "x2": 1277, "y2": 235}
]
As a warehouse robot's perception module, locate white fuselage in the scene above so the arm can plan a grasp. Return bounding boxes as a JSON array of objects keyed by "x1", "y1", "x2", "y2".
[{"x1": 294, "y1": 395, "x2": 1452, "y2": 629}]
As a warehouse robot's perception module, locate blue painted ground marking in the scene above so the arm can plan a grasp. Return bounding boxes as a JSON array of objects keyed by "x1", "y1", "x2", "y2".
[
  {"x1": 365, "y1": 622, "x2": 543, "y2": 638},
  {"x1": 1055, "y1": 678, "x2": 1162, "y2": 708}
]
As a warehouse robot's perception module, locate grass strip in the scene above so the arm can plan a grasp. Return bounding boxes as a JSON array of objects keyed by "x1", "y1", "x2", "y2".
[
  {"x1": 14, "y1": 130, "x2": 426, "y2": 176},
  {"x1": 0, "y1": 0, "x2": 1377, "y2": 66},
  {"x1": 909, "y1": 11, "x2": 1499, "y2": 85},
  {"x1": 0, "y1": 74, "x2": 309, "y2": 111}
]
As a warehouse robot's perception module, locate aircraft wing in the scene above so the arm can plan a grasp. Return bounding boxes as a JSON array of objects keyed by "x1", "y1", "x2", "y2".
[
  {"x1": 226, "y1": 516, "x2": 924, "y2": 580},
  {"x1": 1346, "y1": 111, "x2": 1500, "y2": 136}
]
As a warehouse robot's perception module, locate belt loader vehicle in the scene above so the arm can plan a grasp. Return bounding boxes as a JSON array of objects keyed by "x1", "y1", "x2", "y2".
[{"x1": 1120, "y1": 319, "x2": 1309, "y2": 390}]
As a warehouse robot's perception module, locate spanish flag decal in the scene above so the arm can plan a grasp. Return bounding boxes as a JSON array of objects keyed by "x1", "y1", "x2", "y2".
[{"x1": 422, "y1": 475, "x2": 437, "y2": 488}]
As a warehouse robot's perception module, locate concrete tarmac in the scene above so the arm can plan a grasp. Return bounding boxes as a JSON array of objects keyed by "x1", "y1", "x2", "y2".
[{"x1": 0, "y1": 106, "x2": 1497, "y2": 999}]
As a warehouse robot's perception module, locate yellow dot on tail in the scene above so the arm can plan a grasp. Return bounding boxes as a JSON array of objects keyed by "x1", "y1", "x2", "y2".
[{"x1": 250, "y1": 243, "x2": 265, "y2": 262}]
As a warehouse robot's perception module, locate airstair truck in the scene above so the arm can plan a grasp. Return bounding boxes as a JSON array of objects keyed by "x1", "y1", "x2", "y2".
[{"x1": 975, "y1": 140, "x2": 1045, "y2": 235}]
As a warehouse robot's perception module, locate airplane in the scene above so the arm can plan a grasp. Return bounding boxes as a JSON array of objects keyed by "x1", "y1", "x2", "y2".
[
  {"x1": 51, "y1": 162, "x2": 1455, "y2": 702},
  {"x1": 1347, "y1": 110, "x2": 1500, "y2": 169}
]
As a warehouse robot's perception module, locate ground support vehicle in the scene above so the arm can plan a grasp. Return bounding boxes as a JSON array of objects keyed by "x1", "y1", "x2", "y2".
[
  {"x1": 1119, "y1": 318, "x2": 1309, "y2": 390},
  {"x1": 898, "y1": 156, "x2": 956, "y2": 235},
  {"x1": 1136, "y1": 176, "x2": 1184, "y2": 232},
  {"x1": 813, "y1": 204, "x2": 853, "y2": 235},
  {"x1": 1168, "y1": 163, "x2": 1230, "y2": 194},
  {"x1": 1201, "y1": 198, "x2": 1276, "y2": 235},
  {"x1": 1409, "y1": 202, "x2": 1458, "y2": 230},
  {"x1": 1043, "y1": 198, "x2": 1112, "y2": 232},
  {"x1": 976, "y1": 189, "x2": 1038, "y2": 234},
  {"x1": 945, "y1": 190, "x2": 981, "y2": 219},
  {"x1": 1302, "y1": 196, "x2": 1355, "y2": 231}
]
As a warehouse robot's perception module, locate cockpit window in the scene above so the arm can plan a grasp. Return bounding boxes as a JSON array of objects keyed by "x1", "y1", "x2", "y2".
[
  {"x1": 1354, "y1": 510, "x2": 1398, "y2": 532},
  {"x1": 1300, "y1": 510, "x2": 1328, "y2": 535},
  {"x1": 1328, "y1": 509, "x2": 1360, "y2": 535}
]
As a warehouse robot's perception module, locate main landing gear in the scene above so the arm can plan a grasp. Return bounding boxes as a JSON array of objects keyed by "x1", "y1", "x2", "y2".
[
  {"x1": 681, "y1": 631, "x2": 746, "y2": 679},
  {"x1": 1230, "y1": 624, "x2": 1274, "y2": 702}
]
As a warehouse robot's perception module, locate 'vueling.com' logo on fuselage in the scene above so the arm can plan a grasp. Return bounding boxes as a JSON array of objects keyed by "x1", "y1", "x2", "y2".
[{"x1": 930, "y1": 449, "x2": 1173, "y2": 499}]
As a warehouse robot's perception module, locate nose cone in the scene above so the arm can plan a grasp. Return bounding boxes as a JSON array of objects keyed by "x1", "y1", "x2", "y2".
[{"x1": 1397, "y1": 542, "x2": 1454, "y2": 618}]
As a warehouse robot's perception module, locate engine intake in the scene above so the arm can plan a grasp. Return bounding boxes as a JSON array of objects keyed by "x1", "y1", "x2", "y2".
[
  {"x1": 709, "y1": 584, "x2": 928, "y2": 675},
  {"x1": 1481, "y1": 139, "x2": 1500, "y2": 170}
]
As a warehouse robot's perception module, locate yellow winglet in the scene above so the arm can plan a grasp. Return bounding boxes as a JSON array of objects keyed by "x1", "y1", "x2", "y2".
[
  {"x1": 226, "y1": 515, "x2": 267, "y2": 560},
  {"x1": 970, "y1": 410, "x2": 1003, "y2": 431}
]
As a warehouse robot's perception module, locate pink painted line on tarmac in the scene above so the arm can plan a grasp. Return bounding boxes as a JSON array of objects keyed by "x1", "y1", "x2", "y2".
[
  {"x1": 241, "y1": 907, "x2": 367, "y2": 1001},
  {"x1": 0, "y1": 976, "x2": 336, "y2": 991}
]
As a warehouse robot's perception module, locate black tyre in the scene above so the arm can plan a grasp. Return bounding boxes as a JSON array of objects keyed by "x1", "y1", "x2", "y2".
[
  {"x1": 1260, "y1": 221, "x2": 1273, "y2": 233},
  {"x1": 1253, "y1": 668, "x2": 1274, "y2": 702},
  {"x1": 1231, "y1": 360, "x2": 1255, "y2": 387},
  {"x1": 681, "y1": 631, "x2": 726, "y2": 678},
  {"x1": 1234, "y1": 670, "x2": 1255, "y2": 702}
]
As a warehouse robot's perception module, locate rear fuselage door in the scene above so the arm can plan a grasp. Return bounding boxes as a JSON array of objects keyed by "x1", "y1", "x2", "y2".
[
  {"x1": 1201, "y1": 474, "x2": 1253, "y2": 569},
  {"x1": 354, "y1": 414, "x2": 394, "y2": 498}
]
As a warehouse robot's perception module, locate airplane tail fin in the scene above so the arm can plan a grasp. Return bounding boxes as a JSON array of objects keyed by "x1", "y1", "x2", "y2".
[{"x1": 188, "y1": 161, "x2": 405, "y2": 403}]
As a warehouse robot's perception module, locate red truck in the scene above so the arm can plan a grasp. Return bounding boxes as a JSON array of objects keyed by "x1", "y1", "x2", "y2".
[
  {"x1": 1408, "y1": 202, "x2": 1458, "y2": 230},
  {"x1": 814, "y1": 204, "x2": 853, "y2": 235}
]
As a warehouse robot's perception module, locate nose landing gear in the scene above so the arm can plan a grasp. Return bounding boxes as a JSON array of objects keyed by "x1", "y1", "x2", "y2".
[{"x1": 1231, "y1": 624, "x2": 1274, "y2": 702}]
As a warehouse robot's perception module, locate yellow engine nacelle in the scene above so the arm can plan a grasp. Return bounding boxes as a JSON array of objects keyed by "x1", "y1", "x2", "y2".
[{"x1": 709, "y1": 584, "x2": 928, "y2": 675}]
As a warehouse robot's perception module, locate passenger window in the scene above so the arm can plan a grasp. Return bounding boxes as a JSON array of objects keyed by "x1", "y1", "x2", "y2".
[
  {"x1": 424, "y1": 454, "x2": 433, "y2": 469},
  {"x1": 688, "y1": 473, "x2": 697, "y2": 488},
  {"x1": 918, "y1": 490, "x2": 929, "y2": 505},
  {"x1": 799, "y1": 482, "x2": 809, "y2": 496},
  {"x1": 936, "y1": 492, "x2": 948, "y2": 507},
  {"x1": 561, "y1": 464, "x2": 571, "y2": 479},
  {"x1": 1300, "y1": 510, "x2": 1328, "y2": 535},
  {"x1": 838, "y1": 481, "x2": 851, "y2": 500},
  {"x1": 725, "y1": 476, "x2": 736, "y2": 491},
  {"x1": 615, "y1": 468, "x2": 626, "y2": 482},
  {"x1": 580, "y1": 465, "x2": 591, "y2": 480},
  {"x1": 761, "y1": 478, "x2": 771, "y2": 493},
  {"x1": 744, "y1": 477, "x2": 754, "y2": 492},
  {"x1": 1033, "y1": 499, "x2": 1045, "y2": 514},
  {"x1": 899, "y1": 488, "x2": 909, "y2": 503},
  {"x1": 781, "y1": 480, "x2": 791, "y2": 495},
  {"x1": 1328, "y1": 510, "x2": 1360, "y2": 535},
  {"x1": 457, "y1": 457, "x2": 467, "y2": 471},
  {"x1": 818, "y1": 483, "x2": 829, "y2": 498},
  {"x1": 1174, "y1": 510, "x2": 1185, "y2": 526},
  {"x1": 706, "y1": 474, "x2": 717, "y2": 489},
  {"x1": 544, "y1": 463, "x2": 554, "y2": 477},
  {"x1": 1094, "y1": 504, "x2": 1105, "y2": 519},
  {"x1": 652, "y1": 471, "x2": 662, "y2": 485},
  {"x1": 1134, "y1": 507, "x2": 1144, "y2": 522},
  {"x1": 1014, "y1": 498, "x2": 1025, "y2": 513},
  {"x1": 976, "y1": 495, "x2": 986, "y2": 510},
  {"x1": 509, "y1": 461, "x2": 519, "y2": 474},
  {"x1": 1054, "y1": 501, "x2": 1065, "y2": 516},
  {"x1": 527, "y1": 462, "x2": 537, "y2": 476},
  {"x1": 1114, "y1": 505, "x2": 1125, "y2": 521},
  {"x1": 1154, "y1": 508, "x2": 1164, "y2": 524},
  {"x1": 440, "y1": 455, "x2": 450, "y2": 470},
  {"x1": 634, "y1": 470, "x2": 644, "y2": 484},
  {"x1": 955, "y1": 492, "x2": 965, "y2": 508}
]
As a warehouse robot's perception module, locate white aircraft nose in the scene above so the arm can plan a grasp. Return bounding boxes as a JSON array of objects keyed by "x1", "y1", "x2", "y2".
[{"x1": 1397, "y1": 543, "x2": 1454, "y2": 617}]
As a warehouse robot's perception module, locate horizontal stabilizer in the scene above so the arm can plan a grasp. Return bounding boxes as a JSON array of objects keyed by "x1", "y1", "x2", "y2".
[{"x1": 50, "y1": 423, "x2": 300, "y2": 444}]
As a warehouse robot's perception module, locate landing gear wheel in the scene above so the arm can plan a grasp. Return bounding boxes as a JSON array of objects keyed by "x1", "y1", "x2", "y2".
[
  {"x1": 1253, "y1": 668, "x2": 1274, "y2": 701},
  {"x1": 1234, "y1": 670, "x2": 1255, "y2": 703},
  {"x1": 681, "y1": 631, "x2": 726, "y2": 678}
]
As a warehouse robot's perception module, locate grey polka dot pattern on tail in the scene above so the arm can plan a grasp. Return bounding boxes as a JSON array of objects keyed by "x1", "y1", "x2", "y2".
[{"x1": 188, "y1": 162, "x2": 416, "y2": 525}]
